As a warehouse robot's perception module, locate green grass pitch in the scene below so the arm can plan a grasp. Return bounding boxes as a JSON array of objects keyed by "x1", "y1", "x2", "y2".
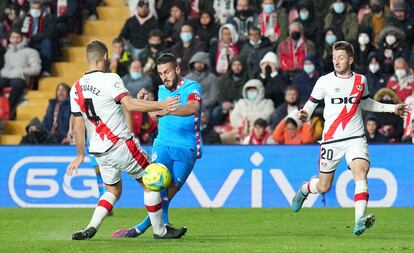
[{"x1": 0, "y1": 208, "x2": 413, "y2": 253}]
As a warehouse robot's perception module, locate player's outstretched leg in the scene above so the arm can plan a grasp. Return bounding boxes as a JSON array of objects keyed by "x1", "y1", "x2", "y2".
[
  {"x1": 144, "y1": 190, "x2": 186, "y2": 239},
  {"x1": 72, "y1": 191, "x2": 117, "y2": 240},
  {"x1": 292, "y1": 178, "x2": 319, "y2": 212},
  {"x1": 352, "y1": 180, "x2": 374, "y2": 236}
]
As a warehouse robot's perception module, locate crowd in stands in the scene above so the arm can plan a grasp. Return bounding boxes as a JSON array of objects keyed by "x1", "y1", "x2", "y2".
[{"x1": 2, "y1": 0, "x2": 414, "y2": 145}]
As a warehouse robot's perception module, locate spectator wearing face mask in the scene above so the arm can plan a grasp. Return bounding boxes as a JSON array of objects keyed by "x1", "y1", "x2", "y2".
[
  {"x1": 222, "y1": 79, "x2": 274, "y2": 144},
  {"x1": 321, "y1": 27, "x2": 344, "y2": 74},
  {"x1": 365, "y1": 88, "x2": 404, "y2": 142},
  {"x1": 269, "y1": 86, "x2": 300, "y2": 129},
  {"x1": 242, "y1": 118, "x2": 274, "y2": 144},
  {"x1": 227, "y1": 0, "x2": 256, "y2": 43},
  {"x1": 278, "y1": 21, "x2": 315, "y2": 76},
  {"x1": 387, "y1": 57, "x2": 414, "y2": 101},
  {"x1": 294, "y1": 0, "x2": 324, "y2": 47},
  {"x1": 364, "y1": 116, "x2": 387, "y2": 143},
  {"x1": 109, "y1": 37, "x2": 132, "y2": 78},
  {"x1": 186, "y1": 52, "x2": 219, "y2": 112},
  {"x1": 172, "y1": 23, "x2": 206, "y2": 76},
  {"x1": 366, "y1": 51, "x2": 387, "y2": 98},
  {"x1": 255, "y1": 0, "x2": 288, "y2": 46},
  {"x1": 353, "y1": 27, "x2": 376, "y2": 74},
  {"x1": 122, "y1": 60, "x2": 153, "y2": 98},
  {"x1": 211, "y1": 23, "x2": 240, "y2": 75},
  {"x1": 361, "y1": 0, "x2": 392, "y2": 47},
  {"x1": 20, "y1": 0, "x2": 56, "y2": 76},
  {"x1": 292, "y1": 55, "x2": 320, "y2": 104},
  {"x1": 240, "y1": 26, "x2": 272, "y2": 78},
  {"x1": 386, "y1": 0, "x2": 414, "y2": 50},
  {"x1": 257, "y1": 51, "x2": 291, "y2": 108},
  {"x1": 378, "y1": 25, "x2": 409, "y2": 75},
  {"x1": 324, "y1": 0, "x2": 358, "y2": 42},
  {"x1": 272, "y1": 110, "x2": 313, "y2": 144}
]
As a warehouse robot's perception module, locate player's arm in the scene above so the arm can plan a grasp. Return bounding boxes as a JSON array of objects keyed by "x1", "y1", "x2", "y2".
[
  {"x1": 167, "y1": 100, "x2": 200, "y2": 116},
  {"x1": 167, "y1": 92, "x2": 202, "y2": 116},
  {"x1": 360, "y1": 97, "x2": 408, "y2": 116},
  {"x1": 298, "y1": 78, "x2": 325, "y2": 121},
  {"x1": 66, "y1": 115, "x2": 86, "y2": 176},
  {"x1": 120, "y1": 95, "x2": 180, "y2": 112}
]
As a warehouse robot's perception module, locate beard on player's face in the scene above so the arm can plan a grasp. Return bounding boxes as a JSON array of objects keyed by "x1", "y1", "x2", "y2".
[{"x1": 164, "y1": 72, "x2": 180, "y2": 90}]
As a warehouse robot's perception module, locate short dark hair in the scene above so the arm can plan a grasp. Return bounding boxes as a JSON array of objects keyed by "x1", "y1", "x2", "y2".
[
  {"x1": 156, "y1": 53, "x2": 178, "y2": 68},
  {"x1": 285, "y1": 118, "x2": 298, "y2": 128},
  {"x1": 333, "y1": 41, "x2": 354, "y2": 57},
  {"x1": 86, "y1": 40, "x2": 108, "y2": 64},
  {"x1": 112, "y1": 37, "x2": 124, "y2": 45},
  {"x1": 284, "y1": 85, "x2": 299, "y2": 95},
  {"x1": 254, "y1": 118, "x2": 268, "y2": 128},
  {"x1": 148, "y1": 29, "x2": 163, "y2": 39}
]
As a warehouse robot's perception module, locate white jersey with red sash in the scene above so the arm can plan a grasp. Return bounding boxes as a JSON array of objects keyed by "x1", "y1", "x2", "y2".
[
  {"x1": 309, "y1": 72, "x2": 369, "y2": 143},
  {"x1": 70, "y1": 71, "x2": 132, "y2": 154}
]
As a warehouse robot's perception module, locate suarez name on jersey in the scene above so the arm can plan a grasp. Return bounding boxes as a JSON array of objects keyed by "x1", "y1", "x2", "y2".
[{"x1": 70, "y1": 71, "x2": 132, "y2": 154}]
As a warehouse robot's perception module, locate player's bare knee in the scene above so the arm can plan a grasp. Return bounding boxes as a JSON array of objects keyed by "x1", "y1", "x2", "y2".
[{"x1": 317, "y1": 183, "x2": 332, "y2": 193}]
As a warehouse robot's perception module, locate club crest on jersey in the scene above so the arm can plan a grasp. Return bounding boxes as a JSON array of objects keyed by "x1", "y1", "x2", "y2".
[
  {"x1": 114, "y1": 82, "x2": 122, "y2": 89},
  {"x1": 356, "y1": 85, "x2": 363, "y2": 91},
  {"x1": 151, "y1": 152, "x2": 157, "y2": 162}
]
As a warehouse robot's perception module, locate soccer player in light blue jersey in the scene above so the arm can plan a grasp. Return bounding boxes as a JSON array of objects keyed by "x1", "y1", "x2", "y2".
[{"x1": 113, "y1": 53, "x2": 203, "y2": 238}]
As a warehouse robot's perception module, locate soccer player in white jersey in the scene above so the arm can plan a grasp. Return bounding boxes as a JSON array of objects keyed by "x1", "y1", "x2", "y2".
[
  {"x1": 291, "y1": 41, "x2": 408, "y2": 236},
  {"x1": 66, "y1": 40, "x2": 187, "y2": 240}
]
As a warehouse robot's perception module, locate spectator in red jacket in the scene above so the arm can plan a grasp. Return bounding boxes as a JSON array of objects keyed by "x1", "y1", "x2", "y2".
[
  {"x1": 242, "y1": 118, "x2": 274, "y2": 145},
  {"x1": 387, "y1": 57, "x2": 414, "y2": 101},
  {"x1": 277, "y1": 21, "x2": 315, "y2": 77}
]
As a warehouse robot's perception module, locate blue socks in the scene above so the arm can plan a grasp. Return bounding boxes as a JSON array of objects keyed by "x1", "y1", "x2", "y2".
[{"x1": 96, "y1": 173, "x2": 105, "y2": 197}]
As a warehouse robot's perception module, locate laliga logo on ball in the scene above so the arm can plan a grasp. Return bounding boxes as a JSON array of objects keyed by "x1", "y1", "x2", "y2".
[{"x1": 142, "y1": 163, "x2": 171, "y2": 191}]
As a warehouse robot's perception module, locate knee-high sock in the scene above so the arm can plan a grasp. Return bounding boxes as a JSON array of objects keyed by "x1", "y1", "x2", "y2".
[
  {"x1": 354, "y1": 180, "x2": 369, "y2": 224},
  {"x1": 160, "y1": 190, "x2": 169, "y2": 224},
  {"x1": 87, "y1": 191, "x2": 117, "y2": 229},
  {"x1": 301, "y1": 178, "x2": 320, "y2": 195},
  {"x1": 135, "y1": 190, "x2": 170, "y2": 232},
  {"x1": 144, "y1": 191, "x2": 166, "y2": 236}
]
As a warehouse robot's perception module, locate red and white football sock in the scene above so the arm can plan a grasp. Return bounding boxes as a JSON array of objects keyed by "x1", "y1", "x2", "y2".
[
  {"x1": 301, "y1": 178, "x2": 320, "y2": 194},
  {"x1": 87, "y1": 191, "x2": 117, "y2": 229},
  {"x1": 354, "y1": 180, "x2": 369, "y2": 224},
  {"x1": 144, "y1": 191, "x2": 166, "y2": 236}
]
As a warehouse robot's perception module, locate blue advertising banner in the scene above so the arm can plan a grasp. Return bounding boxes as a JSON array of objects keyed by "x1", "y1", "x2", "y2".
[{"x1": 0, "y1": 145, "x2": 412, "y2": 208}]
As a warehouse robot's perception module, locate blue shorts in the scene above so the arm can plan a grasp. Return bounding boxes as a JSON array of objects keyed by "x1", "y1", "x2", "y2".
[{"x1": 152, "y1": 146, "x2": 197, "y2": 188}]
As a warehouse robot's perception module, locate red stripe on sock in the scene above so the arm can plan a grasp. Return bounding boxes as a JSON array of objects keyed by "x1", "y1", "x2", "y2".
[
  {"x1": 307, "y1": 182, "x2": 311, "y2": 193},
  {"x1": 98, "y1": 199, "x2": 113, "y2": 212},
  {"x1": 145, "y1": 202, "x2": 162, "y2": 212},
  {"x1": 354, "y1": 192, "x2": 369, "y2": 202}
]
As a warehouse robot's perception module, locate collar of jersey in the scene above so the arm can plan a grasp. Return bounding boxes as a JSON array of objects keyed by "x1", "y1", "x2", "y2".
[
  {"x1": 334, "y1": 71, "x2": 353, "y2": 79},
  {"x1": 85, "y1": 70, "x2": 103, "y2": 75}
]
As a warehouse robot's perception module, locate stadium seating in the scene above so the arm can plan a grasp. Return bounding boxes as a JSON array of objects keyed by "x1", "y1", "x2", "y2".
[{"x1": 0, "y1": 0, "x2": 129, "y2": 145}]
